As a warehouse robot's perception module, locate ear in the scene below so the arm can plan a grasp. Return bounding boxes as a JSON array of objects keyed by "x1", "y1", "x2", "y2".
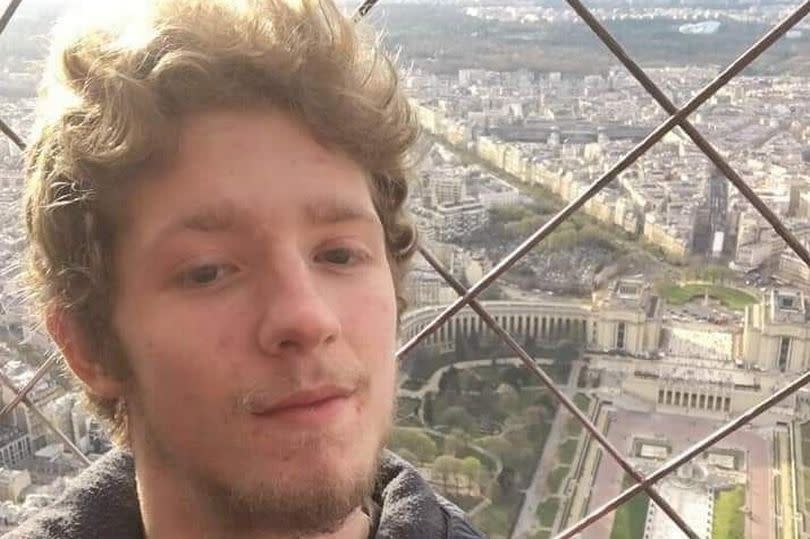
[{"x1": 46, "y1": 306, "x2": 125, "y2": 400}]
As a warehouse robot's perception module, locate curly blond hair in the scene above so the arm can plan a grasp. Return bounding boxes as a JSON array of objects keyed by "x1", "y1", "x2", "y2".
[{"x1": 23, "y1": 0, "x2": 418, "y2": 447}]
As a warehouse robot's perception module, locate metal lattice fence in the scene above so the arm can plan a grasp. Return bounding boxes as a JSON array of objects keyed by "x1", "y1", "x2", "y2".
[{"x1": 1, "y1": 0, "x2": 809, "y2": 537}]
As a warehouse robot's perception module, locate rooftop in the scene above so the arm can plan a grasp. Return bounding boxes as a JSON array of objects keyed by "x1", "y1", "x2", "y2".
[{"x1": 769, "y1": 288, "x2": 809, "y2": 324}]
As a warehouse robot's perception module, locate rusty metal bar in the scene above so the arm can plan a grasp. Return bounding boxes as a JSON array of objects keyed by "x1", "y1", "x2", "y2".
[
  {"x1": 565, "y1": 0, "x2": 810, "y2": 268},
  {"x1": 352, "y1": 0, "x2": 381, "y2": 21},
  {"x1": 0, "y1": 117, "x2": 25, "y2": 151},
  {"x1": 397, "y1": 0, "x2": 809, "y2": 359},
  {"x1": 0, "y1": 0, "x2": 23, "y2": 36},
  {"x1": 555, "y1": 368, "x2": 810, "y2": 538},
  {"x1": 0, "y1": 369, "x2": 92, "y2": 467},
  {"x1": 416, "y1": 246, "x2": 700, "y2": 538},
  {"x1": 0, "y1": 0, "x2": 30, "y2": 151},
  {"x1": 0, "y1": 355, "x2": 58, "y2": 419}
]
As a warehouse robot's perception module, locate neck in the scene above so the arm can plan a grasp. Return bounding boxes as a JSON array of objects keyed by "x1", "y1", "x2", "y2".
[{"x1": 134, "y1": 450, "x2": 371, "y2": 539}]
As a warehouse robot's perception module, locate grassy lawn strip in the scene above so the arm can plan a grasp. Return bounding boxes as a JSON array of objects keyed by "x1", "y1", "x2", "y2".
[
  {"x1": 565, "y1": 417, "x2": 584, "y2": 437},
  {"x1": 574, "y1": 393, "x2": 591, "y2": 413},
  {"x1": 712, "y1": 486, "x2": 745, "y2": 539},
  {"x1": 800, "y1": 422, "x2": 810, "y2": 513},
  {"x1": 536, "y1": 496, "x2": 560, "y2": 528},
  {"x1": 547, "y1": 465, "x2": 570, "y2": 494},
  {"x1": 609, "y1": 475, "x2": 650, "y2": 539},
  {"x1": 660, "y1": 284, "x2": 757, "y2": 310},
  {"x1": 559, "y1": 438, "x2": 579, "y2": 466},
  {"x1": 473, "y1": 503, "x2": 514, "y2": 538}
]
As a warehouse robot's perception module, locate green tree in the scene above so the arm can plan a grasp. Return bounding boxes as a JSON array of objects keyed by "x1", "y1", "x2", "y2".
[
  {"x1": 444, "y1": 428, "x2": 470, "y2": 456},
  {"x1": 389, "y1": 429, "x2": 438, "y2": 464},
  {"x1": 439, "y1": 405, "x2": 475, "y2": 433},
  {"x1": 397, "y1": 449, "x2": 419, "y2": 465},
  {"x1": 423, "y1": 393, "x2": 435, "y2": 425},
  {"x1": 496, "y1": 384, "x2": 520, "y2": 414},
  {"x1": 433, "y1": 455, "x2": 463, "y2": 494},
  {"x1": 461, "y1": 456, "x2": 483, "y2": 492}
]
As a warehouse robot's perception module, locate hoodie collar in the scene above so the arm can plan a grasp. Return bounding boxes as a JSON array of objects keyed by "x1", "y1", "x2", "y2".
[{"x1": 6, "y1": 448, "x2": 460, "y2": 539}]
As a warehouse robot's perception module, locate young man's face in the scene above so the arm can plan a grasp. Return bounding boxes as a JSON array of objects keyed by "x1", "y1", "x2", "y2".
[{"x1": 110, "y1": 108, "x2": 398, "y2": 531}]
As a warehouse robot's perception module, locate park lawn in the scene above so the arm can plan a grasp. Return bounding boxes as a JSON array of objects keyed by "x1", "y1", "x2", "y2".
[
  {"x1": 801, "y1": 422, "x2": 810, "y2": 467},
  {"x1": 400, "y1": 379, "x2": 424, "y2": 391},
  {"x1": 574, "y1": 393, "x2": 592, "y2": 413},
  {"x1": 660, "y1": 284, "x2": 757, "y2": 310},
  {"x1": 395, "y1": 396, "x2": 422, "y2": 425},
  {"x1": 546, "y1": 465, "x2": 570, "y2": 494},
  {"x1": 536, "y1": 496, "x2": 560, "y2": 528},
  {"x1": 565, "y1": 417, "x2": 584, "y2": 437},
  {"x1": 472, "y1": 502, "x2": 517, "y2": 538},
  {"x1": 804, "y1": 469, "x2": 810, "y2": 512},
  {"x1": 609, "y1": 476, "x2": 650, "y2": 539},
  {"x1": 559, "y1": 438, "x2": 579, "y2": 466},
  {"x1": 801, "y1": 422, "x2": 810, "y2": 512},
  {"x1": 712, "y1": 486, "x2": 745, "y2": 539}
]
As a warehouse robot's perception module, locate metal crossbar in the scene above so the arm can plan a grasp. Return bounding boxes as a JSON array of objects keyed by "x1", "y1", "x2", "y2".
[
  {"x1": 557, "y1": 368, "x2": 810, "y2": 538},
  {"x1": 417, "y1": 247, "x2": 700, "y2": 538},
  {"x1": 0, "y1": 368, "x2": 91, "y2": 466},
  {"x1": 0, "y1": 0, "x2": 26, "y2": 151},
  {"x1": 0, "y1": 0, "x2": 807, "y2": 537},
  {"x1": 565, "y1": 0, "x2": 810, "y2": 269},
  {"x1": 0, "y1": 0, "x2": 23, "y2": 35},
  {"x1": 0, "y1": 355, "x2": 58, "y2": 419},
  {"x1": 0, "y1": 116, "x2": 25, "y2": 151},
  {"x1": 399, "y1": 1, "x2": 809, "y2": 358}
]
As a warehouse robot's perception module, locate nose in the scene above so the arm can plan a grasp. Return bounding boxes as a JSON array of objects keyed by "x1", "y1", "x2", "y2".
[{"x1": 255, "y1": 253, "x2": 341, "y2": 358}]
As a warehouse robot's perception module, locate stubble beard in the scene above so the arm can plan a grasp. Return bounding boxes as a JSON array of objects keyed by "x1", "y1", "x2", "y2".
[
  {"x1": 137, "y1": 399, "x2": 392, "y2": 538},
  {"x1": 209, "y1": 429, "x2": 387, "y2": 536}
]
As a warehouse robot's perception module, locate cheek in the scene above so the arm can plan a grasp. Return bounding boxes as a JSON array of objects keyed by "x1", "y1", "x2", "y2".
[
  {"x1": 343, "y1": 284, "x2": 397, "y2": 357},
  {"x1": 122, "y1": 322, "x2": 225, "y2": 417},
  {"x1": 340, "y1": 278, "x2": 397, "y2": 392}
]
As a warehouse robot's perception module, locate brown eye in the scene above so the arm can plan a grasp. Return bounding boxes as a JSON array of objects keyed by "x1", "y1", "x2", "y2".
[
  {"x1": 319, "y1": 248, "x2": 354, "y2": 265},
  {"x1": 180, "y1": 264, "x2": 234, "y2": 287}
]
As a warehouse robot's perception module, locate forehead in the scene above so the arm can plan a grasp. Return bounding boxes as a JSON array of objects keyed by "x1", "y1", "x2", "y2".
[{"x1": 120, "y1": 107, "x2": 378, "y2": 239}]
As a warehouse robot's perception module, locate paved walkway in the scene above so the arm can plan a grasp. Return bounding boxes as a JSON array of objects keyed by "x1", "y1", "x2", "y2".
[
  {"x1": 510, "y1": 402, "x2": 569, "y2": 539},
  {"x1": 510, "y1": 361, "x2": 584, "y2": 539},
  {"x1": 579, "y1": 409, "x2": 773, "y2": 539}
]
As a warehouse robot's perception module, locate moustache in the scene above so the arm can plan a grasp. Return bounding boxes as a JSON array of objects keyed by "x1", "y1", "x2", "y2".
[{"x1": 235, "y1": 361, "x2": 369, "y2": 415}]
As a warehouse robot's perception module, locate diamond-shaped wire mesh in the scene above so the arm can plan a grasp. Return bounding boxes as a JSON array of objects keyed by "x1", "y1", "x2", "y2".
[{"x1": 0, "y1": 0, "x2": 808, "y2": 537}]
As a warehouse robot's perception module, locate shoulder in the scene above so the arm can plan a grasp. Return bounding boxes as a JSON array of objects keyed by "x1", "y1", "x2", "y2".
[
  {"x1": 3, "y1": 449, "x2": 142, "y2": 539},
  {"x1": 375, "y1": 450, "x2": 488, "y2": 539},
  {"x1": 435, "y1": 495, "x2": 489, "y2": 539},
  {"x1": 445, "y1": 515, "x2": 488, "y2": 539}
]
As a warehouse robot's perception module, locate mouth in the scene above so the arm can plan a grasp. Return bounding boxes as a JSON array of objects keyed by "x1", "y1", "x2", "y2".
[{"x1": 248, "y1": 386, "x2": 355, "y2": 425}]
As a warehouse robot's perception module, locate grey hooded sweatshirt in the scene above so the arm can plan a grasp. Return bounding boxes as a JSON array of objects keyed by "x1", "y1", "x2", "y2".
[{"x1": 3, "y1": 449, "x2": 488, "y2": 539}]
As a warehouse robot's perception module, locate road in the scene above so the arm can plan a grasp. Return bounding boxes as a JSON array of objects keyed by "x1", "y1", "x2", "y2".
[
  {"x1": 510, "y1": 399, "x2": 569, "y2": 539},
  {"x1": 510, "y1": 361, "x2": 583, "y2": 539}
]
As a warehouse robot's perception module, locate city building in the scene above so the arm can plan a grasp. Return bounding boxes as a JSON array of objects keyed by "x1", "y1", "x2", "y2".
[
  {"x1": 0, "y1": 426, "x2": 31, "y2": 469},
  {"x1": 777, "y1": 240, "x2": 810, "y2": 289},
  {"x1": 0, "y1": 468, "x2": 30, "y2": 503},
  {"x1": 590, "y1": 279, "x2": 664, "y2": 356},
  {"x1": 400, "y1": 278, "x2": 664, "y2": 357},
  {"x1": 742, "y1": 288, "x2": 810, "y2": 373}
]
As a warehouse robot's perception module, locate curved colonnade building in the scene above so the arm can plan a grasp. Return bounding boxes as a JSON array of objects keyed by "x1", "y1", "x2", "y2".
[
  {"x1": 400, "y1": 279, "x2": 664, "y2": 357},
  {"x1": 399, "y1": 279, "x2": 810, "y2": 420}
]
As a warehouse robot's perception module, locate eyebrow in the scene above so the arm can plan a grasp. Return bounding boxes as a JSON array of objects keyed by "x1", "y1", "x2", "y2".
[
  {"x1": 302, "y1": 200, "x2": 381, "y2": 227},
  {"x1": 154, "y1": 198, "x2": 381, "y2": 243},
  {"x1": 167, "y1": 202, "x2": 238, "y2": 235}
]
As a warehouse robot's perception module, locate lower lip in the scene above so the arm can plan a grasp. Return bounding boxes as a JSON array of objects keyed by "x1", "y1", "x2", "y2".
[{"x1": 252, "y1": 396, "x2": 352, "y2": 426}]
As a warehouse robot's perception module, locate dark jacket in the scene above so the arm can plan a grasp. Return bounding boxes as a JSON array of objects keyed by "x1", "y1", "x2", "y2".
[{"x1": 3, "y1": 449, "x2": 487, "y2": 539}]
